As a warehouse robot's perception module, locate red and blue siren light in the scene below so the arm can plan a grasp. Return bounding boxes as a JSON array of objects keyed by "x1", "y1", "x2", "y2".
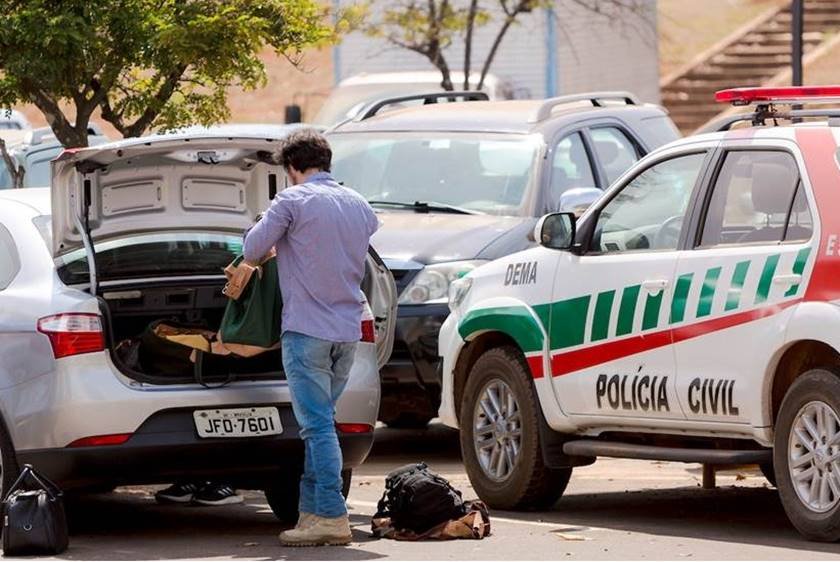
[{"x1": 716, "y1": 86, "x2": 840, "y2": 106}]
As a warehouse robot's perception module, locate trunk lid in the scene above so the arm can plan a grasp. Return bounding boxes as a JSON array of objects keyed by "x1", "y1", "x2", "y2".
[{"x1": 50, "y1": 132, "x2": 287, "y2": 259}]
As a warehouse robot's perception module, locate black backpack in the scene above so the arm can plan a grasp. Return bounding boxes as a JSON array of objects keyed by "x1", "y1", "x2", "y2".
[{"x1": 374, "y1": 463, "x2": 466, "y2": 533}]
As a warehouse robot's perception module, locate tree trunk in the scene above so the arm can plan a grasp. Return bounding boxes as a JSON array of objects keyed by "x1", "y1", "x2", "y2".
[
  {"x1": 0, "y1": 139, "x2": 25, "y2": 190},
  {"x1": 478, "y1": 15, "x2": 516, "y2": 91},
  {"x1": 463, "y1": 0, "x2": 480, "y2": 90}
]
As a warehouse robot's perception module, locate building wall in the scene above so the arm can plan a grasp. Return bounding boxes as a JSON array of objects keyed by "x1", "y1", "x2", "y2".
[
  {"x1": 555, "y1": 0, "x2": 660, "y2": 103},
  {"x1": 336, "y1": 0, "x2": 660, "y2": 102},
  {"x1": 337, "y1": 4, "x2": 549, "y2": 98}
]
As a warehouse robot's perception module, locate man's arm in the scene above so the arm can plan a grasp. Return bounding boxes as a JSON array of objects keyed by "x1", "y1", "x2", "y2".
[{"x1": 243, "y1": 194, "x2": 294, "y2": 262}]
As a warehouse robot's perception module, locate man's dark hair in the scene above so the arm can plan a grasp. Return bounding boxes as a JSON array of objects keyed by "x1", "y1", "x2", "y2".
[{"x1": 277, "y1": 128, "x2": 332, "y2": 173}]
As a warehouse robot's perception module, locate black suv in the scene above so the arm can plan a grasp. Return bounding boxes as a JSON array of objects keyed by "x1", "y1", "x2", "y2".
[{"x1": 327, "y1": 91, "x2": 680, "y2": 427}]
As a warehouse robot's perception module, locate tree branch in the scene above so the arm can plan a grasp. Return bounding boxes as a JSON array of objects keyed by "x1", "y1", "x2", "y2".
[
  {"x1": 463, "y1": 0, "x2": 479, "y2": 90},
  {"x1": 123, "y1": 64, "x2": 188, "y2": 138},
  {"x1": 478, "y1": 0, "x2": 526, "y2": 90}
]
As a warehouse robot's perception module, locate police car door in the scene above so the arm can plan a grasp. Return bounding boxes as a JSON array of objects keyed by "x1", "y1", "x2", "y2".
[
  {"x1": 672, "y1": 140, "x2": 814, "y2": 427},
  {"x1": 548, "y1": 146, "x2": 714, "y2": 424}
]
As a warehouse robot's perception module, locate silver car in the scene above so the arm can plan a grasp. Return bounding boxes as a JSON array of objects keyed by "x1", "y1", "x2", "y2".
[{"x1": 0, "y1": 128, "x2": 396, "y2": 522}]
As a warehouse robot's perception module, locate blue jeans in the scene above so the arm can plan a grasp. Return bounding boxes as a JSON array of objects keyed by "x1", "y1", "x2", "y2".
[{"x1": 282, "y1": 331, "x2": 357, "y2": 518}]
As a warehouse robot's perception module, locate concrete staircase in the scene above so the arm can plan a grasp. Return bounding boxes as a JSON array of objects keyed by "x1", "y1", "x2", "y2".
[{"x1": 661, "y1": 0, "x2": 840, "y2": 133}]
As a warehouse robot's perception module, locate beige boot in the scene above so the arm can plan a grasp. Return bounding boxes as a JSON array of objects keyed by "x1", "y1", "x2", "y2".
[
  {"x1": 280, "y1": 514, "x2": 352, "y2": 547},
  {"x1": 295, "y1": 511, "x2": 316, "y2": 530}
]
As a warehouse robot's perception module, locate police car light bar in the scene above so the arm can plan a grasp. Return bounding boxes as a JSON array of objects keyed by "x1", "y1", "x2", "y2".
[{"x1": 716, "y1": 86, "x2": 840, "y2": 106}]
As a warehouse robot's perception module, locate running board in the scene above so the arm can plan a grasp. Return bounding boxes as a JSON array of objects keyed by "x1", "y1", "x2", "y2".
[{"x1": 562, "y1": 440, "x2": 771, "y2": 465}]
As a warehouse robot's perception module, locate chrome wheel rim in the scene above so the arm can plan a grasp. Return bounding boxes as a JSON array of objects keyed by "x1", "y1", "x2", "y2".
[
  {"x1": 473, "y1": 379, "x2": 522, "y2": 482},
  {"x1": 788, "y1": 400, "x2": 840, "y2": 513}
]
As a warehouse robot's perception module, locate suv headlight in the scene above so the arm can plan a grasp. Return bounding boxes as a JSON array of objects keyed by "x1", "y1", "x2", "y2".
[{"x1": 399, "y1": 260, "x2": 485, "y2": 305}]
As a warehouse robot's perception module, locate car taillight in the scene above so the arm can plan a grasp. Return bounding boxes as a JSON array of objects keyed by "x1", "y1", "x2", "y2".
[
  {"x1": 361, "y1": 319, "x2": 375, "y2": 343},
  {"x1": 37, "y1": 313, "x2": 105, "y2": 359},
  {"x1": 336, "y1": 423, "x2": 374, "y2": 434},
  {"x1": 67, "y1": 433, "x2": 131, "y2": 448},
  {"x1": 360, "y1": 303, "x2": 376, "y2": 343}
]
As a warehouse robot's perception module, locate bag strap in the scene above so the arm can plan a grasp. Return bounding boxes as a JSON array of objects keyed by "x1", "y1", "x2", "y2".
[
  {"x1": 4, "y1": 465, "x2": 62, "y2": 501},
  {"x1": 193, "y1": 350, "x2": 235, "y2": 389}
]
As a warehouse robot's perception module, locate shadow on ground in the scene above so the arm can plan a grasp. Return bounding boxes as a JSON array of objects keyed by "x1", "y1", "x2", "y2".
[{"x1": 54, "y1": 424, "x2": 840, "y2": 558}]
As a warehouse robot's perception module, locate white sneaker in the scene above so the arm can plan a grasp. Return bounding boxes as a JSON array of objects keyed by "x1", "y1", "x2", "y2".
[{"x1": 280, "y1": 514, "x2": 352, "y2": 547}]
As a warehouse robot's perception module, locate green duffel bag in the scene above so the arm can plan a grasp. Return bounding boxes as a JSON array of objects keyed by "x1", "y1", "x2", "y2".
[{"x1": 218, "y1": 255, "x2": 282, "y2": 352}]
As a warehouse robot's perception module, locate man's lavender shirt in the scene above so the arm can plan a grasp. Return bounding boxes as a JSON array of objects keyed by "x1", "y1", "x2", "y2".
[{"x1": 243, "y1": 171, "x2": 378, "y2": 343}]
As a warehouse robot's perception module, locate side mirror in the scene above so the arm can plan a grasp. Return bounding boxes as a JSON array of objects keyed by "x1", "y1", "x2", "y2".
[
  {"x1": 535, "y1": 212, "x2": 576, "y2": 250},
  {"x1": 558, "y1": 187, "x2": 603, "y2": 217}
]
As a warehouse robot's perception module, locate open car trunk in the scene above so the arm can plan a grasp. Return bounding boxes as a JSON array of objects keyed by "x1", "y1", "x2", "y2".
[
  {"x1": 95, "y1": 256, "x2": 387, "y2": 386},
  {"x1": 51, "y1": 131, "x2": 397, "y2": 386},
  {"x1": 99, "y1": 277, "x2": 286, "y2": 385}
]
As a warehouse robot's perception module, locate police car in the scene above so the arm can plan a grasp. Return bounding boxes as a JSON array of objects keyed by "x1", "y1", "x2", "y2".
[{"x1": 439, "y1": 86, "x2": 840, "y2": 541}]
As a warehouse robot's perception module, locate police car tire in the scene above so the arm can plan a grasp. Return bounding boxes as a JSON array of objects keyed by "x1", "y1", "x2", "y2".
[
  {"x1": 760, "y1": 462, "x2": 776, "y2": 487},
  {"x1": 774, "y1": 369, "x2": 840, "y2": 542},
  {"x1": 265, "y1": 469, "x2": 352, "y2": 524},
  {"x1": 460, "y1": 346, "x2": 571, "y2": 510}
]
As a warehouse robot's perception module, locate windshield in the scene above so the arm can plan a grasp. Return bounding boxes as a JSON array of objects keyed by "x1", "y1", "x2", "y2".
[
  {"x1": 330, "y1": 132, "x2": 538, "y2": 216},
  {"x1": 49, "y1": 231, "x2": 243, "y2": 285}
]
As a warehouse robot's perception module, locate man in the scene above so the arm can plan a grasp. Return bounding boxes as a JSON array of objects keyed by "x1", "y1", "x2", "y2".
[{"x1": 243, "y1": 129, "x2": 378, "y2": 547}]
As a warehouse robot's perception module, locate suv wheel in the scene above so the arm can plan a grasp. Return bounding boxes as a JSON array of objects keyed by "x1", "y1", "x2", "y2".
[
  {"x1": 775, "y1": 368, "x2": 840, "y2": 541},
  {"x1": 264, "y1": 469, "x2": 352, "y2": 524},
  {"x1": 460, "y1": 346, "x2": 571, "y2": 510}
]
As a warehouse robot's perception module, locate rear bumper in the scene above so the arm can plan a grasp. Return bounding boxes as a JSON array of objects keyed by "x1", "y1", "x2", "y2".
[{"x1": 17, "y1": 405, "x2": 374, "y2": 490}]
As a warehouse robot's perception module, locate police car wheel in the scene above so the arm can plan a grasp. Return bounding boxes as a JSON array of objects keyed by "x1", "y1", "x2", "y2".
[
  {"x1": 265, "y1": 469, "x2": 352, "y2": 524},
  {"x1": 760, "y1": 462, "x2": 776, "y2": 487},
  {"x1": 460, "y1": 346, "x2": 571, "y2": 510},
  {"x1": 774, "y1": 369, "x2": 840, "y2": 541}
]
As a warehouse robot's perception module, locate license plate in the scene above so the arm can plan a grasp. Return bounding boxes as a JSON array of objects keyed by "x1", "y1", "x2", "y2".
[{"x1": 193, "y1": 407, "x2": 282, "y2": 438}]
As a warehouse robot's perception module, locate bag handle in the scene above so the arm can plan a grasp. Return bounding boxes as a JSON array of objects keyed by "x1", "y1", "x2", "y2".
[
  {"x1": 4, "y1": 465, "x2": 62, "y2": 502},
  {"x1": 194, "y1": 350, "x2": 235, "y2": 389}
]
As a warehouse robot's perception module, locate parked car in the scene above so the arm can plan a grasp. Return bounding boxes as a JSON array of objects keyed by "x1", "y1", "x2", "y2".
[
  {"x1": 0, "y1": 125, "x2": 109, "y2": 189},
  {"x1": 327, "y1": 91, "x2": 680, "y2": 427},
  {"x1": 0, "y1": 110, "x2": 30, "y2": 131},
  {"x1": 313, "y1": 71, "x2": 516, "y2": 127},
  {"x1": 439, "y1": 85, "x2": 840, "y2": 541},
  {"x1": 0, "y1": 126, "x2": 397, "y2": 523}
]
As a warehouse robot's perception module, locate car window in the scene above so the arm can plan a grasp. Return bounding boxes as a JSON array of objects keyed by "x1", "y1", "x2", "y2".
[
  {"x1": 22, "y1": 147, "x2": 61, "y2": 188},
  {"x1": 0, "y1": 224, "x2": 20, "y2": 290},
  {"x1": 699, "y1": 151, "x2": 802, "y2": 247},
  {"x1": 330, "y1": 132, "x2": 538, "y2": 215},
  {"x1": 591, "y1": 127, "x2": 640, "y2": 185},
  {"x1": 549, "y1": 132, "x2": 597, "y2": 207},
  {"x1": 55, "y1": 233, "x2": 244, "y2": 285},
  {"x1": 0, "y1": 160, "x2": 11, "y2": 189},
  {"x1": 784, "y1": 183, "x2": 813, "y2": 242},
  {"x1": 592, "y1": 152, "x2": 706, "y2": 253}
]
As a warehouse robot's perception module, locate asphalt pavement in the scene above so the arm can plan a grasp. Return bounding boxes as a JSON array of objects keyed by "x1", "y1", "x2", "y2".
[{"x1": 52, "y1": 424, "x2": 840, "y2": 560}]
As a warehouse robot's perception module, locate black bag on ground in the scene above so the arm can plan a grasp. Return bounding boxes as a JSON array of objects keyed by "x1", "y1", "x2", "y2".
[
  {"x1": 374, "y1": 462, "x2": 466, "y2": 534},
  {"x1": 2, "y1": 464, "x2": 68, "y2": 556}
]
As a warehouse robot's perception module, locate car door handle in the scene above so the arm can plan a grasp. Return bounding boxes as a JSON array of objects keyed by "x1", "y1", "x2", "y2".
[
  {"x1": 772, "y1": 274, "x2": 802, "y2": 285},
  {"x1": 642, "y1": 279, "x2": 669, "y2": 292}
]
